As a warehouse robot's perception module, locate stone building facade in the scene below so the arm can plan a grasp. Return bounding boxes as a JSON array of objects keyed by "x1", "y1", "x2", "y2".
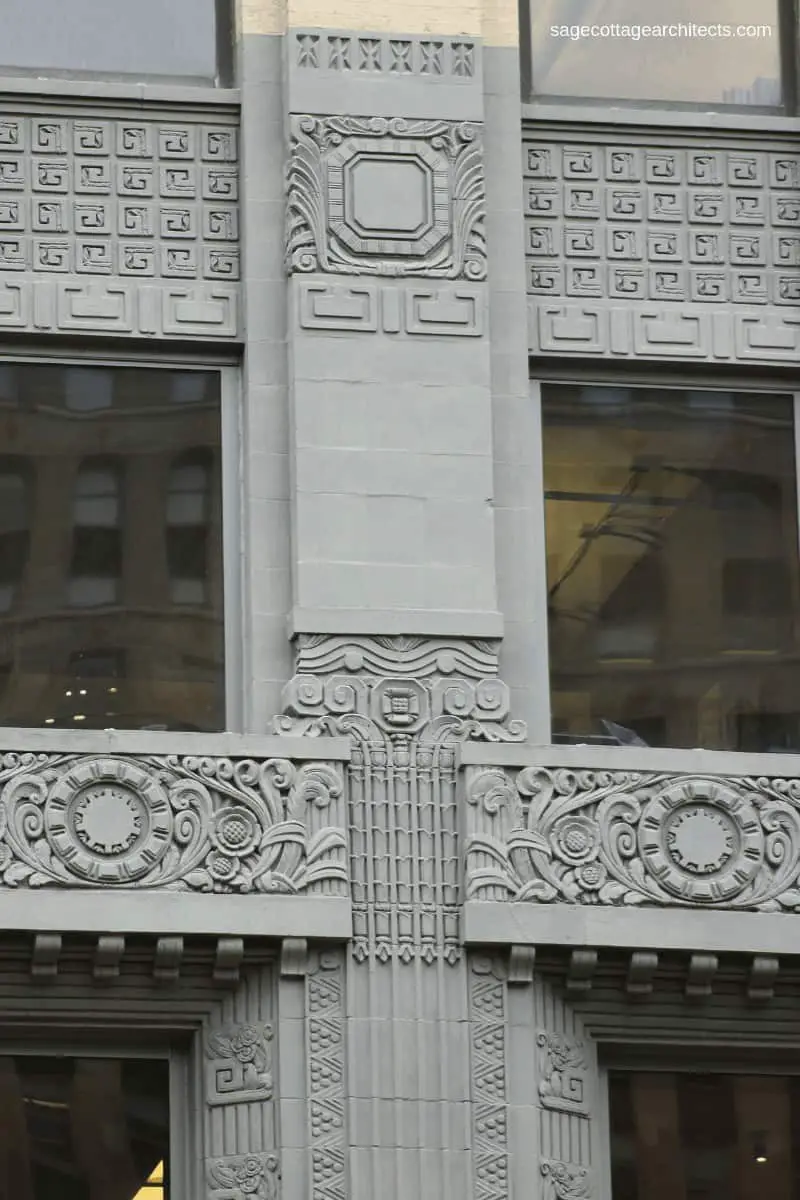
[{"x1": 0, "y1": 1, "x2": 799, "y2": 1198}]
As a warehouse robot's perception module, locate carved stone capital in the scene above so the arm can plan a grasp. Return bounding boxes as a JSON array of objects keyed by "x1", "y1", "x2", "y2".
[{"x1": 275, "y1": 635, "x2": 524, "y2": 967}]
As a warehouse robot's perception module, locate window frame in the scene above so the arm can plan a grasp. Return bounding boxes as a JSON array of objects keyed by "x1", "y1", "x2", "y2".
[
  {"x1": 519, "y1": 0, "x2": 800, "y2": 122},
  {"x1": 0, "y1": 350, "x2": 243, "y2": 734},
  {"x1": 0, "y1": 1041, "x2": 185, "y2": 1200},
  {"x1": 528, "y1": 374, "x2": 800, "y2": 748}
]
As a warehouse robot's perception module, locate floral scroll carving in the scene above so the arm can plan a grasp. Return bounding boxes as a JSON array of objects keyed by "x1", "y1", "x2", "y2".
[
  {"x1": 536, "y1": 1032, "x2": 589, "y2": 1116},
  {"x1": 0, "y1": 752, "x2": 346, "y2": 894},
  {"x1": 541, "y1": 1160, "x2": 593, "y2": 1200},
  {"x1": 206, "y1": 1154, "x2": 280, "y2": 1200},
  {"x1": 205, "y1": 1023, "x2": 274, "y2": 1105},
  {"x1": 465, "y1": 767, "x2": 800, "y2": 911},
  {"x1": 286, "y1": 116, "x2": 486, "y2": 280}
]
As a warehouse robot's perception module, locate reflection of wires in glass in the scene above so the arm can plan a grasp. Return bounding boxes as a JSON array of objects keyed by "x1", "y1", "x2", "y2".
[{"x1": 548, "y1": 467, "x2": 661, "y2": 603}]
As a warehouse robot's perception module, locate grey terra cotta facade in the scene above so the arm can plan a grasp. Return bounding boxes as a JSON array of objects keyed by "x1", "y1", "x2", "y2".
[{"x1": 1, "y1": 2, "x2": 800, "y2": 1198}]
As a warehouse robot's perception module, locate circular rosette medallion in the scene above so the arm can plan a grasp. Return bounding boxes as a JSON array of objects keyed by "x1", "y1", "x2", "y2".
[
  {"x1": 45, "y1": 759, "x2": 172, "y2": 884},
  {"x1": 639, "y1": 779, "x2": 764, "y2": 902}
]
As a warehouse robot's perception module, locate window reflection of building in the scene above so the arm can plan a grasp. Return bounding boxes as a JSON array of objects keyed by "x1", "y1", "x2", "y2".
[
  {"x1": 68, "y1": 459, "x2": 123, "y2": 608},
  {"x1": 167, "y1": 450, "x2": 213, "y2": 606},
  {"x1": 610, "y1": 1070, "x2": 800, "y2": 1200},
  {"x1": 543, "y1": 385, "x2": 800, "y2": 752},
  {"x1": 0, "y1": 364, "x2": 224, "y2": 732}
]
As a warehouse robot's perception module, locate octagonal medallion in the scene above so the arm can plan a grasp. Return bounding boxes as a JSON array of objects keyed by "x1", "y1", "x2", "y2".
[{"x1": 327, "y1": 138, "x2": 450, "y2": 260}]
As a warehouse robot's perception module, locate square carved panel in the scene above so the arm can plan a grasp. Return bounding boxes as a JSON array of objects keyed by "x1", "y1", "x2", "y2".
[{"x1": 286, "y1": 115, "x2": 486, "y2": 280}]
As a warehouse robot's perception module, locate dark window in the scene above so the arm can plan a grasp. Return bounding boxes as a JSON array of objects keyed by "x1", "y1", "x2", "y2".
[
  {"x1": 167, "y1": 450, "x2": 214, "y2": 606},
  {"x1": 610, "y1": 1069, "x2": 800, "y2": 1200},
  {"x1": 0, "y1": 0, "x2": 233, "y2": 84},
  {"x1": 0, "y1": 363, "x2": 224, "y2": 732},
  {"x1": 525, "y1": 0, "x2": 790, "y2": 111},
  {"x1": 0, "y1": 458, "x2": 31, "y2": 613},
  {"x1": 542, "y1": 385, "x2": 800, "y2": 752},
  {"x1": 0, "y1": 1054, "x2": 169, "y2": 1200}
]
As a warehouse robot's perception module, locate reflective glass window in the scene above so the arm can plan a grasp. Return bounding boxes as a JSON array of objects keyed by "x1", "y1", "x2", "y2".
[
  {"x1": 542, "y1": 384, "x2": 800, "y2": 751},
  {"x1": 529, "y1": 0, "x2": 783, "y2": 107},
  {"x1": 610, "y1": 1070, "x2": 800, "y2": 1200},
  {"x1": 0, "y1": 363, "x2": 225, "y2": 731},
  {"x1": 0, "y1": 0, "x2": 231, "y2": 84},
  {"x1": 0, "y1": 1055, "x2": 169, "y2": 1200}
]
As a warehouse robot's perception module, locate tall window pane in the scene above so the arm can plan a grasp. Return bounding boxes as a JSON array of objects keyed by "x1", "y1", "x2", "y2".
[
  {"x1": 542, "y1": 385, "x2": 800, "y2": 752},
  {"x1": 167, "y1": 451, "x2": 213, "y2": 606},
  {"x1": 0, "y1": 0, "x2": 229, "y2": 83},
  {"x1": 0, "y1": 459, "x2": 30, "y2": 613},
  {"x1": 0, "y1": 363, "x2": 224, "y2": 732},
  {"x1": 530, "y1": 0, "x2": 782, "y2": 107},
  {"x1": 68, "y1": 460, "x2": 123, "y2": 608},
  {"x1": 0, "y1": 1055, "x2": 169, "y2": 1200}
]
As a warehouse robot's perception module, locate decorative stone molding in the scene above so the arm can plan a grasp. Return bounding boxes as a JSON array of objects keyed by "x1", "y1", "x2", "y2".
[
  {"x1": 465, "y1": 766, "x2": 800, "y2": 910},
  {"x1": 470, "y1": 956, "x2": 508, "y2": 1200},
  {"x1": 275, "y1": 636, "x2": 524, "y2": 965},
  {"x1": 206, "y1": 1154, "x2": 280, "y2": 1200},
  {"x1": 0, "y1": 752, "x2": 346, "y2": 894},
  {"x1": 286, "y1": 116, "x2": 486, "y2": 280},
  {"x1": 205, "y1": 1022, "x2": 274, "y2": 1105},
  {"x1": 541, "y1": 1160, "x2": 593, "y2": 1200},
  {"x1": 536, "y1": 1032, "x2": 589, "y2": 1116},
  {"x1": 294, "y1": 32, "x2": 479, "y2": 79},
  {"x1": 0, "y1": 109, "x2": 239, "y2": 338},
  {"x1": 296, "y1": 277, "x2": 485, "y2": 336},
  {"x1": 524, "y1": 131, "x2": 800, "y2": 362},
  {"x1": 306, "y1": 952, "x2": 346, "y2": 1200}
]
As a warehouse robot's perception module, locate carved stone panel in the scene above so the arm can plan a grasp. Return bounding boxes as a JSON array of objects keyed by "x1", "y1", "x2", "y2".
[
  {"x1": 293, "y1": 32, "x2": 479, "y2": 80},
  {"x1": 465, "y1": 765, "x2": 800, "y2": 911},
  {"x1": 0, "y1": 110, "x2": 239, "y2": 338},
  {"x1": 524, "y1": 133, "x2": 800, "y2": 362},
  {"x1": 541, "y1": 1160, "x2": 594, "y2": 1200},
  {"x1": 206, "y1": 1155, "x2": 280, "y2": 1200},
  {"x1": 0, "y1": 751, "x2": 347, "y2": 894},
  {"x1": 286, "y1": 116, "x2": 486, "y2": 280},
  {"x1": 206, "y1": 1023, "x2": 274, "y2": 1106},
  {"x1": 536, "y1": 1032, "x2": 590, "y2": 1116}
]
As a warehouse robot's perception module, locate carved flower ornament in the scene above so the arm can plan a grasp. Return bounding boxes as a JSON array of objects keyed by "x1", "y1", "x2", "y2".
[{"x1": 551, "y1": 815, "x2": 601, "y2": 865}]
